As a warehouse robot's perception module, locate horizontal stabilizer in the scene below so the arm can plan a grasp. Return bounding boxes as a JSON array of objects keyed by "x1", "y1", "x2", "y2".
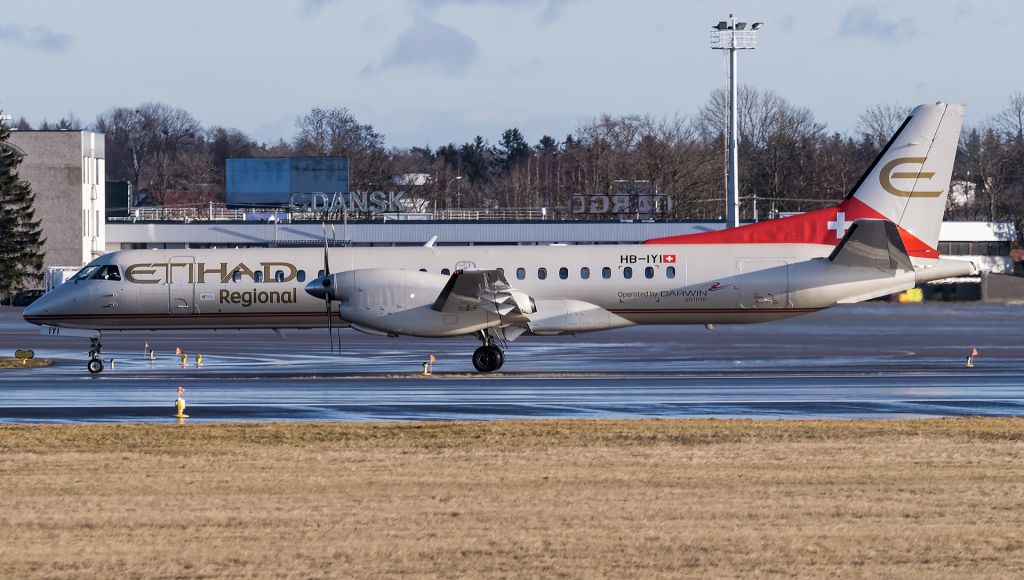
[{"x1": 828, "y1": 219, "x2": 912, "y2": 274}]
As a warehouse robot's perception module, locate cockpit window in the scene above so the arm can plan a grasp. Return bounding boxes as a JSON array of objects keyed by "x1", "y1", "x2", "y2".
[
  {"x1": 70, "y1": 265, "x2": 100, "y2": 282},
  {"x1": 93, "y1": 265, "x2": 121, "y2": 281}
]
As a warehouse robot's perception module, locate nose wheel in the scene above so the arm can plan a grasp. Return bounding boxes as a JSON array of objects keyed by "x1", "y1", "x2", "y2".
[
  {"x1": 87, "y1": 357, "x2": 104, "y2": 374},
  {"x1": 87, "y1": 336, "x2": 104, "y2": 374}
]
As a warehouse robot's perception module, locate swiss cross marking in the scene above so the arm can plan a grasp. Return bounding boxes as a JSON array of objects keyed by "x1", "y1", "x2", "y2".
[{"x1": 827, "y1": 212, "x2": 850, "y2": 240}]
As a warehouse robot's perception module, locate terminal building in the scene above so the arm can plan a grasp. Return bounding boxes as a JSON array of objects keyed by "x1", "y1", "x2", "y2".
[
  {"x1": 6, "y1": 130, "x2": 106, "y2": 269},
  {"x1": 102, "y1": 209, "x2": 1018, "y2": 275}
]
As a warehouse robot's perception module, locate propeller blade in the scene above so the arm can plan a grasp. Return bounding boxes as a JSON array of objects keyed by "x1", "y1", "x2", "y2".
[{"x1": 322, "y1": 219, "x2": 334, "y2": 353}]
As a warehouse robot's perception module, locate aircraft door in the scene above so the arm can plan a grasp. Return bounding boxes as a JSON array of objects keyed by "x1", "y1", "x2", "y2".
[
  {"x1": 738, "y1": 259, "x2": 790, "y2": 308},
  {"x1": 168, "y1": 256, "x2": 196, "y2": 314}
]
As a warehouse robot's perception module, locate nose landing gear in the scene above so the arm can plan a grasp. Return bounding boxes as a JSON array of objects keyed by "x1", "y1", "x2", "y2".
[
  {"x1": 87, "y1": 337, "x2": 104, "y2": 374},
  {"x1": 472, "y1": 331, "x2": 505, "y2": 373}
]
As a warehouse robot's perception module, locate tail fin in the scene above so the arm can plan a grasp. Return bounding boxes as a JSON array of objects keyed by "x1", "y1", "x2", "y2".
[
  {"x1": 644, "y1": 102, "x2": 964, "y2": 258},
  {"x1": 845, "y1": 103, "x2": 963, "y2": 250}
]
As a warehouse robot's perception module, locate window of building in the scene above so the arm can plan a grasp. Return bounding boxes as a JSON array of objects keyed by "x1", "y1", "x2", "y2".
[
  {"x1": 602, "y1": 267, "x2": 611, "y2": 279},
  {"x1": 297, "y1": 270, "x2": 306, "y2": 283},
  {"x1": 645, "y1": 266, "x2": 654, "y2": 279},
  {"x1": 623, "y1": 266, "x2": 633, "y2": 279},
  {"x1": 581, "y1": 267, "x2": 590, "y2": 280},
  {"x1": 559, "y1": 267, "x2": 568, "y2": 280},
  {"x1": 516, "y1": 267, "x2": 526, "y2": 280},
  {"x1": 538, "y1": 267, "x2": 547, "y2": 280},
  {"x1": 666, "y1": 266, "x2": 676, "y2": 279}
]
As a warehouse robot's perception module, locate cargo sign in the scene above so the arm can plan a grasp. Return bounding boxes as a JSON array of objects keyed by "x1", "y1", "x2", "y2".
[{"x1": 571, "y1": 194, "x2": 672, "y2": 217}]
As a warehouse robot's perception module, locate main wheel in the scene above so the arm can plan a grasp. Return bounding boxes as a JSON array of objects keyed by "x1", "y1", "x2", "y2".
[
  {"x1": 87, "y1": 358, "x2": 104, "y2": 374},
  {"x1": 472, "y1": 345, "x2": 503, "y2": 373}
]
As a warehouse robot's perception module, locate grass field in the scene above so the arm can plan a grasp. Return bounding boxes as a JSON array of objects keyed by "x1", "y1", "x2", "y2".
[
  {"x1": 2, "y1": 418, "x2": 1024, "y2": 578},
  {"x1": 0, "y1": 356, "x2": 51, "y2": 368}
]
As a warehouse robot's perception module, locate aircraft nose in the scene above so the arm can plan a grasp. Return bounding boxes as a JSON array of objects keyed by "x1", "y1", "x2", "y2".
[{"x1": 22, "y1": 292, "x2": 51, "y2": 325}]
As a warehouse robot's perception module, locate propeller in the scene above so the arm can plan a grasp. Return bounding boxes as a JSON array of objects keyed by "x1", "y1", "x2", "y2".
[{"x1": 321, "y1": 220, "x2": 334, "y2": 353}]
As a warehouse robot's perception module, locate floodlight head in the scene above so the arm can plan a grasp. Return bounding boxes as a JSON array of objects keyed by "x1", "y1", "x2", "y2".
[
  {"x1": 752, "y1": 22, "x2": 763, "y2": 30},
  {"x1": 735, "y1": 22, "x2": 747, "y2": 30},
  {"x1": 715, "y1": 21, "x2": 728, "y2": 30}
]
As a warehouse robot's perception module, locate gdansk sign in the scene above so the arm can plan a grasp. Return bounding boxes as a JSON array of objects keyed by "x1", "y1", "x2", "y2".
[{"x1": 288, "y1": 192, "x2": 408, "y2": 213}]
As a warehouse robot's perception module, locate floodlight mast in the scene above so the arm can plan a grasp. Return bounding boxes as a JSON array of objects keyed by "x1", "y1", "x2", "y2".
[{"x1": 711, "y1": 14, "x2": 760, "y2": 228}]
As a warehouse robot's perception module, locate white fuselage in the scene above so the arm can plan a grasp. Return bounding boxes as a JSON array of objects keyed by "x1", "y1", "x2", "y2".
[{"x1": 25, "y1": 243, "x2": 972, "y2": 335}]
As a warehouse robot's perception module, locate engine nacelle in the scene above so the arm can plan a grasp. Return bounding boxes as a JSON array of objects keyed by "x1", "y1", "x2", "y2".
[
  {"x1": 334, "y1": 269, "x2": 507, "y2": 337},
  {"x1": 526, "y1": 299, "x2": 635, "y2": 335}
]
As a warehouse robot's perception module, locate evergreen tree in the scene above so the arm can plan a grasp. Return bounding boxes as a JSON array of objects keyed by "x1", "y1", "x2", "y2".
[{"x1": 0, "y1": 115, "x2": 45, "y2": 298}]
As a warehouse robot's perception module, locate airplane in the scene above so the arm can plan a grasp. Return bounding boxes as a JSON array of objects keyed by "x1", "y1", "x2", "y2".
[{"x1": 24, "y1": 102, "x2": 976, "y2": 374}]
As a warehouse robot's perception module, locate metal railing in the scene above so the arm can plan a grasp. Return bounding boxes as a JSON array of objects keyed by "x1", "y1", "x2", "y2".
[{"x1": 108, "y1": 206, "x2": 557, "y2": 223}]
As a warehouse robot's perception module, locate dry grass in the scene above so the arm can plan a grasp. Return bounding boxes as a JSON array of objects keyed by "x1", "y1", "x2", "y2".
[
  {"x1": 0, "y1": 356, "x2": 52, "y2": 368},
  {"x1": 2, "y1": 418, "x2": 1024, "y2": 578}
]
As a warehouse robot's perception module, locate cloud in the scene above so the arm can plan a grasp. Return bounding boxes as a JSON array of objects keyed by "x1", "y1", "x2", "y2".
[
  {"x1": 778, "y1": 13, "x2": 796, "y2": 34},
  {"x1": 363, "y1": 19, "x2": 479, "y2": 76},
  {"x1": 838, "y1": 6, "x2": 915, "y2": 43},
  {"x1": 301, "y1": 0, "x2": 339, "y2": 15},
  {"x1": 304, "y1": 0, "x2": 573, "y2": 23},
  {"x1": 0, "y1": 24, "x2": 72, "y2": 53}
]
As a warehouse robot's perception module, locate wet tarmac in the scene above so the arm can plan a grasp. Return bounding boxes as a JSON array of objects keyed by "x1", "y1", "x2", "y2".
[{"x1": 1, "y1": 303, "x2": 1023, "y2": 423}]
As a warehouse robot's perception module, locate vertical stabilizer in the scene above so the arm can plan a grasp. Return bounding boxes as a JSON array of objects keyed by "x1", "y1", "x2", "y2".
[
  {"x1": 846, "y1": 103, "x2": 963, "y2": 250},
  {"x1": 644, "y1": 102, "x2": 964, "y2": 258}
]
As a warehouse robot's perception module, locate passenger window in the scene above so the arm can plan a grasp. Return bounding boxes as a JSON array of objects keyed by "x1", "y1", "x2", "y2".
[
  {"x1": 602, "y1": 267, "x2": 611, "y2": 279},
  {"x1": 232, "y1": 270, "x2": 242, "y2": 283},
  {"x1": 645, "y1": 266, "x2": 654, "y2": 279},
  {"x1": 317, "y1": 270, "x2": 324, "y2": 278},
  {"x1": 253, "y1": 271, "x2": 263, "y2": 283},
  {"x1": 297, "y1": 270, "x2": 306, "y2": 283},
  {"x1": 666, "y1": 266, "x2": 675, "y2": 279},
  {"x1": 580, "y1": 267, "x2": 590, "y2": 280},
  {"x1": 623, "y1": 266, "x2": 633, "y2": 279},
  {"x1": 559, "y1": 267, "x2": 568, "y2": 280},
  {"x1": 538, "y1": 267, "x2": 547, "y2": 280},
  {"x1": 516, "y1": 267, "x2": 526, "y2": 280},
  {"x1": 275, "y1": 270, "x2": 285, "y2": 283},
  {"x1": 419, "y1": 268, "x2": 427, "y2": 272},
  {"x1": 441, "y1": 268, "x2": 451, "y2": 276}
]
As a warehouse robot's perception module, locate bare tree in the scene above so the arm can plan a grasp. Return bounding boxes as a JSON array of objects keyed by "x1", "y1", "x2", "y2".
[
  {"x1": 994, "y1": 91, "x2": 1024, "y2": 143},
  {"x1": 293, "y1": 107, "x2": 390, "y2": 190},
  {"x1": 95, "y1": 103, "x2": 201, "y2": 196},
  {"x1": 856, "y1": 103, "x2": 909, "y2": 149}
]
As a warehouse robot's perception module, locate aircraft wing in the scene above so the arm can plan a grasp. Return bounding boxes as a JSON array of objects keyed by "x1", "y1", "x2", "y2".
[{"x1": 431, "y1": 269, "x2": 534, "y2": 318}]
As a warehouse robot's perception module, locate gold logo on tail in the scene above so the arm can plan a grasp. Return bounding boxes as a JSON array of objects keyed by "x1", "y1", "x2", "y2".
[{"x1": 879, "y1": 157, "x2": 944, "y2": 197}]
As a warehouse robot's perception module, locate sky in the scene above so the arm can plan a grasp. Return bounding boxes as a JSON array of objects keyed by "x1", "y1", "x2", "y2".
[{"x1": 1, "y1": 0, "x2": 1020, "y2": 148}]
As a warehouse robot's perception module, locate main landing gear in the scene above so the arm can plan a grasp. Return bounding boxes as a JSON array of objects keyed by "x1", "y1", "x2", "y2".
[
  {"x1": 472, "y1": 331, "x2": 505, "y2": 373},
  {"x1": 87, "y1": 336, "x2": 104, "y2": 374}
]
